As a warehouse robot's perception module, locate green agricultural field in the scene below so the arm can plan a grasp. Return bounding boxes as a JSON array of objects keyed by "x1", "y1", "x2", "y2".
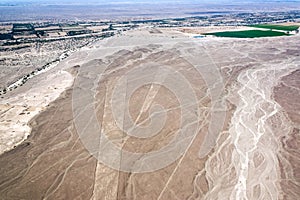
[
  {"x1": 249, "y1": 24, "x2": 299, "y2": 31},
  {"x1": 204, "y1": 30, "x2": 289, "y2": 38}
]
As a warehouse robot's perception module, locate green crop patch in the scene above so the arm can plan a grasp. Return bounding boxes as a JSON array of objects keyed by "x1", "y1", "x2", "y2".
[
  {"x1": 204, "y1": 30, "x2": 290, "y2": 38},
  {"x1": 249, "y1": 24, "x2": 299, "y2": 31}
]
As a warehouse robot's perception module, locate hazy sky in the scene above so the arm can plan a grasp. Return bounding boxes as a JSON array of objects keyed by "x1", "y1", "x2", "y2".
[
  {"x1": 3, "y1": 0, "x2": 299, "y2": 3},
  {"x1": 1, "y1": 0, "x2": 299, "y2": 22},
  {"x1": 1, "y1": 0, "x2": 300, "y2": 7}
]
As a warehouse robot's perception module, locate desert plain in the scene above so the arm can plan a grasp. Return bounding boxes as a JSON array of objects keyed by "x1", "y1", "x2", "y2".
[{"x1": 0, "y1": 27, "x2": 299, "y2": 200}]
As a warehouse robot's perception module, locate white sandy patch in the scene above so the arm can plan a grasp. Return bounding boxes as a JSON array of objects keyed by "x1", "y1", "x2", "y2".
[
  {"x1": 178, "y1": 26, "x2": 255, "y2": 35},
  {"x1": 0, "y1": 70, "x2": 73, "y2": 154}
]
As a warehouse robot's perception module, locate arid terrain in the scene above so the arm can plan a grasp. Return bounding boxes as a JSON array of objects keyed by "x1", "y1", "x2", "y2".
[{"x1": 0, "y1": 26, "x2": 299, "y2": 200}]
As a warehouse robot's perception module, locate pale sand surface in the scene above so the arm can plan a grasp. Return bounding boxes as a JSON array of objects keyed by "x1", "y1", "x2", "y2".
[
  {"x1": 178, "y1": 26, "x2": 258, "y2": 35},
  {"x1": 0, "y1": 69, "x2": 73, "y2": 154},
  {"x1": 273, "y1": 70, "x2": 300, "y2": 199},
  {"x1": 0, "y1": 28, "x2": 299, "y2": 199}
]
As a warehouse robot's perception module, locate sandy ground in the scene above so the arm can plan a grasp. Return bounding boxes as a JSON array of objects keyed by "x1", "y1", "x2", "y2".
[
  {"x1": 0, "y1": 69, "x2": 73, "y2": 154},
  {"x1": 178, "y1": 26, "x2": 257, "y2": 35},
  {"x1": 0, "y1": 27, "x2": 299, "y2": 200}
]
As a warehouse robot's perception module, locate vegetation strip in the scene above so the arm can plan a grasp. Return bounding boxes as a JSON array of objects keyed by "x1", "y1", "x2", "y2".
[
  {"x1": 204, "y1": 30, "x2": 290, "y2": 38},
  {"x1": 249, "y1": 24, "x2": 299, "y2": 31}
]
